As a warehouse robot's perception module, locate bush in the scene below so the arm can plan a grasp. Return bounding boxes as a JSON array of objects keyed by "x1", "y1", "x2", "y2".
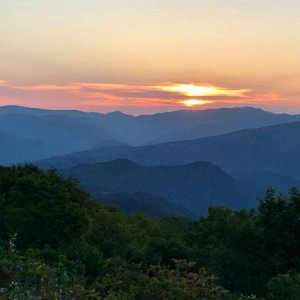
[{"x1": 266, "y1": 271, "x2": 300, "y2": 300}]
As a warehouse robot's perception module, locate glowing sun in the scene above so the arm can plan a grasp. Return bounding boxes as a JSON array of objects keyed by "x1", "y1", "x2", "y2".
[
  {"x1": 180, "y1": 99, "x2": 213, "y2": 107},
  {"x1": 157, "y1": 83, "x2": 250, "y2": 97}
]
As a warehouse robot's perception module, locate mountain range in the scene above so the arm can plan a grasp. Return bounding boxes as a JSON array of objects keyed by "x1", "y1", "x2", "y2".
[
  {"x1": 61, "y1": 159, "x2": 255, "y2": 215},
  {"x1": 1, "y1": 105, "x2": 300, "y2": 165},
  {"x1": 39, "y1": 121, "x2": 300, "y2": 180},
  {"x1": 2, "y1": 105, "x2": 300, "y2": 215}
]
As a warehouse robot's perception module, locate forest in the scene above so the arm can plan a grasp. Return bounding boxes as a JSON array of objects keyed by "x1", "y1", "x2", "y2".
[{"x1": 1, "y1": 165, "x2": 300, "y2": 299}]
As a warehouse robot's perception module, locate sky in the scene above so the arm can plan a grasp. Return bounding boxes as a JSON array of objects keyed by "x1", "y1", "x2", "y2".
[{"x1": 0, "y1": 0, "x2": 300, "y2": 114}]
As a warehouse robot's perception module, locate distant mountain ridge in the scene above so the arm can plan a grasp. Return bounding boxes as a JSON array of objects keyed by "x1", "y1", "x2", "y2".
[
  {"x1": 2, "y1": 105, "x2": 300, "y2": 215},
  {"x1": 39, "y1": 121, "x2": 300, "y2": 193},
  {"x1": 2, "y1": 105, "x2": 300, "y2": 165},
  {"x1": 0, "y1": 106, "x2": 300, "y2": 169},
  {"x1": 60, "y1": 159, "x2": 256, "y2": 215}
]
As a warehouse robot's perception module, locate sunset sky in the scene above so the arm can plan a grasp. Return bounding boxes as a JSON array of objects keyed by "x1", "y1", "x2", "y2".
[{"x1": 1, "y1": 0, "x2": 300, "y2": 114}]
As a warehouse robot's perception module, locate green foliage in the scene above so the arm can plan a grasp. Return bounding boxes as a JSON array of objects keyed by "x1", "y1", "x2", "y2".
[
  {"x1": 92, "y1": 259, "x2": 228, "y2": 300},
  {"x1": 0, "y1": 235, "x2": 89, "y2": 299},
  {"x1": 189, "y1": 207, "x2": 263, "y2": 294},
  {"x1": 266, "y1": 271, "x2": 300, "y2": 300},
  {"x1": 0, "y1": 166, "x2": 93, "y2": 248},
  {"x1": 1, "y1": 165, "x2": 300, "y2": 298},
  {"x1": 257, "y1": 187, "x2": 300, "y2": 285}
]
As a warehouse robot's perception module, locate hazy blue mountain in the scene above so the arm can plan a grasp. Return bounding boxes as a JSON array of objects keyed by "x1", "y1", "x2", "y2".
[
  {"x1": 98, "y1": 191, "x2": 193, "y2": 217},
  {"x1": 37, "y1": 145, "x2": 136, "y2": 169},
  {"x1": 0, "y1": 105, "x2": 99, "y2": 118},
  {"x1": 86, "y1": 106, "x2": 300, "y2": 145},
  {"x1": 40, "y1": 121, "x2": 300, "y2": 185},
  {"x1": 0, "y1": 113, "x2": 115, "y2": 142},
  {"x1": 60, "y1": 159, "x2": 256, "y2": 214},
  {"x1": 0, "y1": 113, "x2": 119, "y2": 165},
  {"x1": 0, "y1": 131, "x2": 54, "y2": 163},
  {"x1": 239, "y1": 171, "x2": 300, "y2": 194},
  {"x1": 3, "y1": 105, "x2": 300, "y2": 165},
  {"x1": 137, "y1": 106, "x2": 300, "y2": 144},
  {"x1": 1, "y1": 105, "x2": 300, "y2": 148}
]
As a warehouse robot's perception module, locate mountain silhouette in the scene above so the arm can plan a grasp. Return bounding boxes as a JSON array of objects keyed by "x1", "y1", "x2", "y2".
[
  {"x1": 60, "y1": 159, "x2": 256, "y2": 214},
  {"x1": 39, "y1": 121, "x2": 300, "y2": 192},
  {"x1": 1, "y1": 105, "x2": 300, "y2": 165}
]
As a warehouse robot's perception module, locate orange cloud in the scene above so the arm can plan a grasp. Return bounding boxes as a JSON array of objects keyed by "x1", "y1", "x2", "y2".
[
  {"x1": 16, "y1": 84, "x2": 81, "y2": 91},
  {"x1": 0, "y1": 80, "x2": 291, "y2": 114},
  {"x1": 0, "y1": 80, "x2": 8, "y2": 86}
]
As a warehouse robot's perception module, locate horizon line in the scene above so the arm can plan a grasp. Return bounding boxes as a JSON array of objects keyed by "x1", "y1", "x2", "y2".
[{"x1": 0, "y1": 104, "x2": 291, "y2": 117}]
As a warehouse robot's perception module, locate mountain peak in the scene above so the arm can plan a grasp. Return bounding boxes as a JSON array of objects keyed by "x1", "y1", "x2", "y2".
[{"x1": 105, "y1": 111, "x2": 130, "y2": 117}]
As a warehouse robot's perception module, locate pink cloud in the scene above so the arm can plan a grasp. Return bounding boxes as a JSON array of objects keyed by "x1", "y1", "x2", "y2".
[
  {"x1": 0, "y1": 80, "x2": 7, "y2": 85},
  {"x1": 0, "y1": 80, "x2": 292, "y2": 114}
]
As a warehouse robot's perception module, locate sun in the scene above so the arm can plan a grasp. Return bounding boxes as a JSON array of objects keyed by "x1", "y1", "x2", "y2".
[
  {"x1": 158, "y1": 84, "x2": 218, "y2": 97},
  {"x1": 156, "y1": 83, "x2": 250, "y2": 97},
  {"x1": 152, "y1": 83, "x2": 251, "y2": 109},
  {"x1": 180, "y1": 99, "x2": 213, "y2": 107}
]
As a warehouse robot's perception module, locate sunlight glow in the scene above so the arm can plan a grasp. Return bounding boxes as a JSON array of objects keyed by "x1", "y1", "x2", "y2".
[
  {"x1": 157, "y1": 83, "x2": 250, "y2": 97},
  {"x1": 180, "y1": 99, "x2": 213, "y2": 107}
]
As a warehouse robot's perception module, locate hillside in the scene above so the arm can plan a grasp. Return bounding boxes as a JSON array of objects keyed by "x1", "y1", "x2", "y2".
[
  {"x1": 0, "y1": 131, "x2": 55, "y2": 163},
  {"x1": 98, "y1": 191, "x2": 193, "y2": 217},
  {"x1": 1, "y1": 165, "x2": 300, "y2": 299},
  {"x1": 42, "y1": 121, "x2": 300, "y2": 185},
  {"x1": 61, "y1": 159, "x2": 255, "y2": 214}
]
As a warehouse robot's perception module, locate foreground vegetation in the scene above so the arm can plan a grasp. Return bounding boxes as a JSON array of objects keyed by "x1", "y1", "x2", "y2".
[{"x1": 1, "y1": 166, "x2": 300, "y2": 299}]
